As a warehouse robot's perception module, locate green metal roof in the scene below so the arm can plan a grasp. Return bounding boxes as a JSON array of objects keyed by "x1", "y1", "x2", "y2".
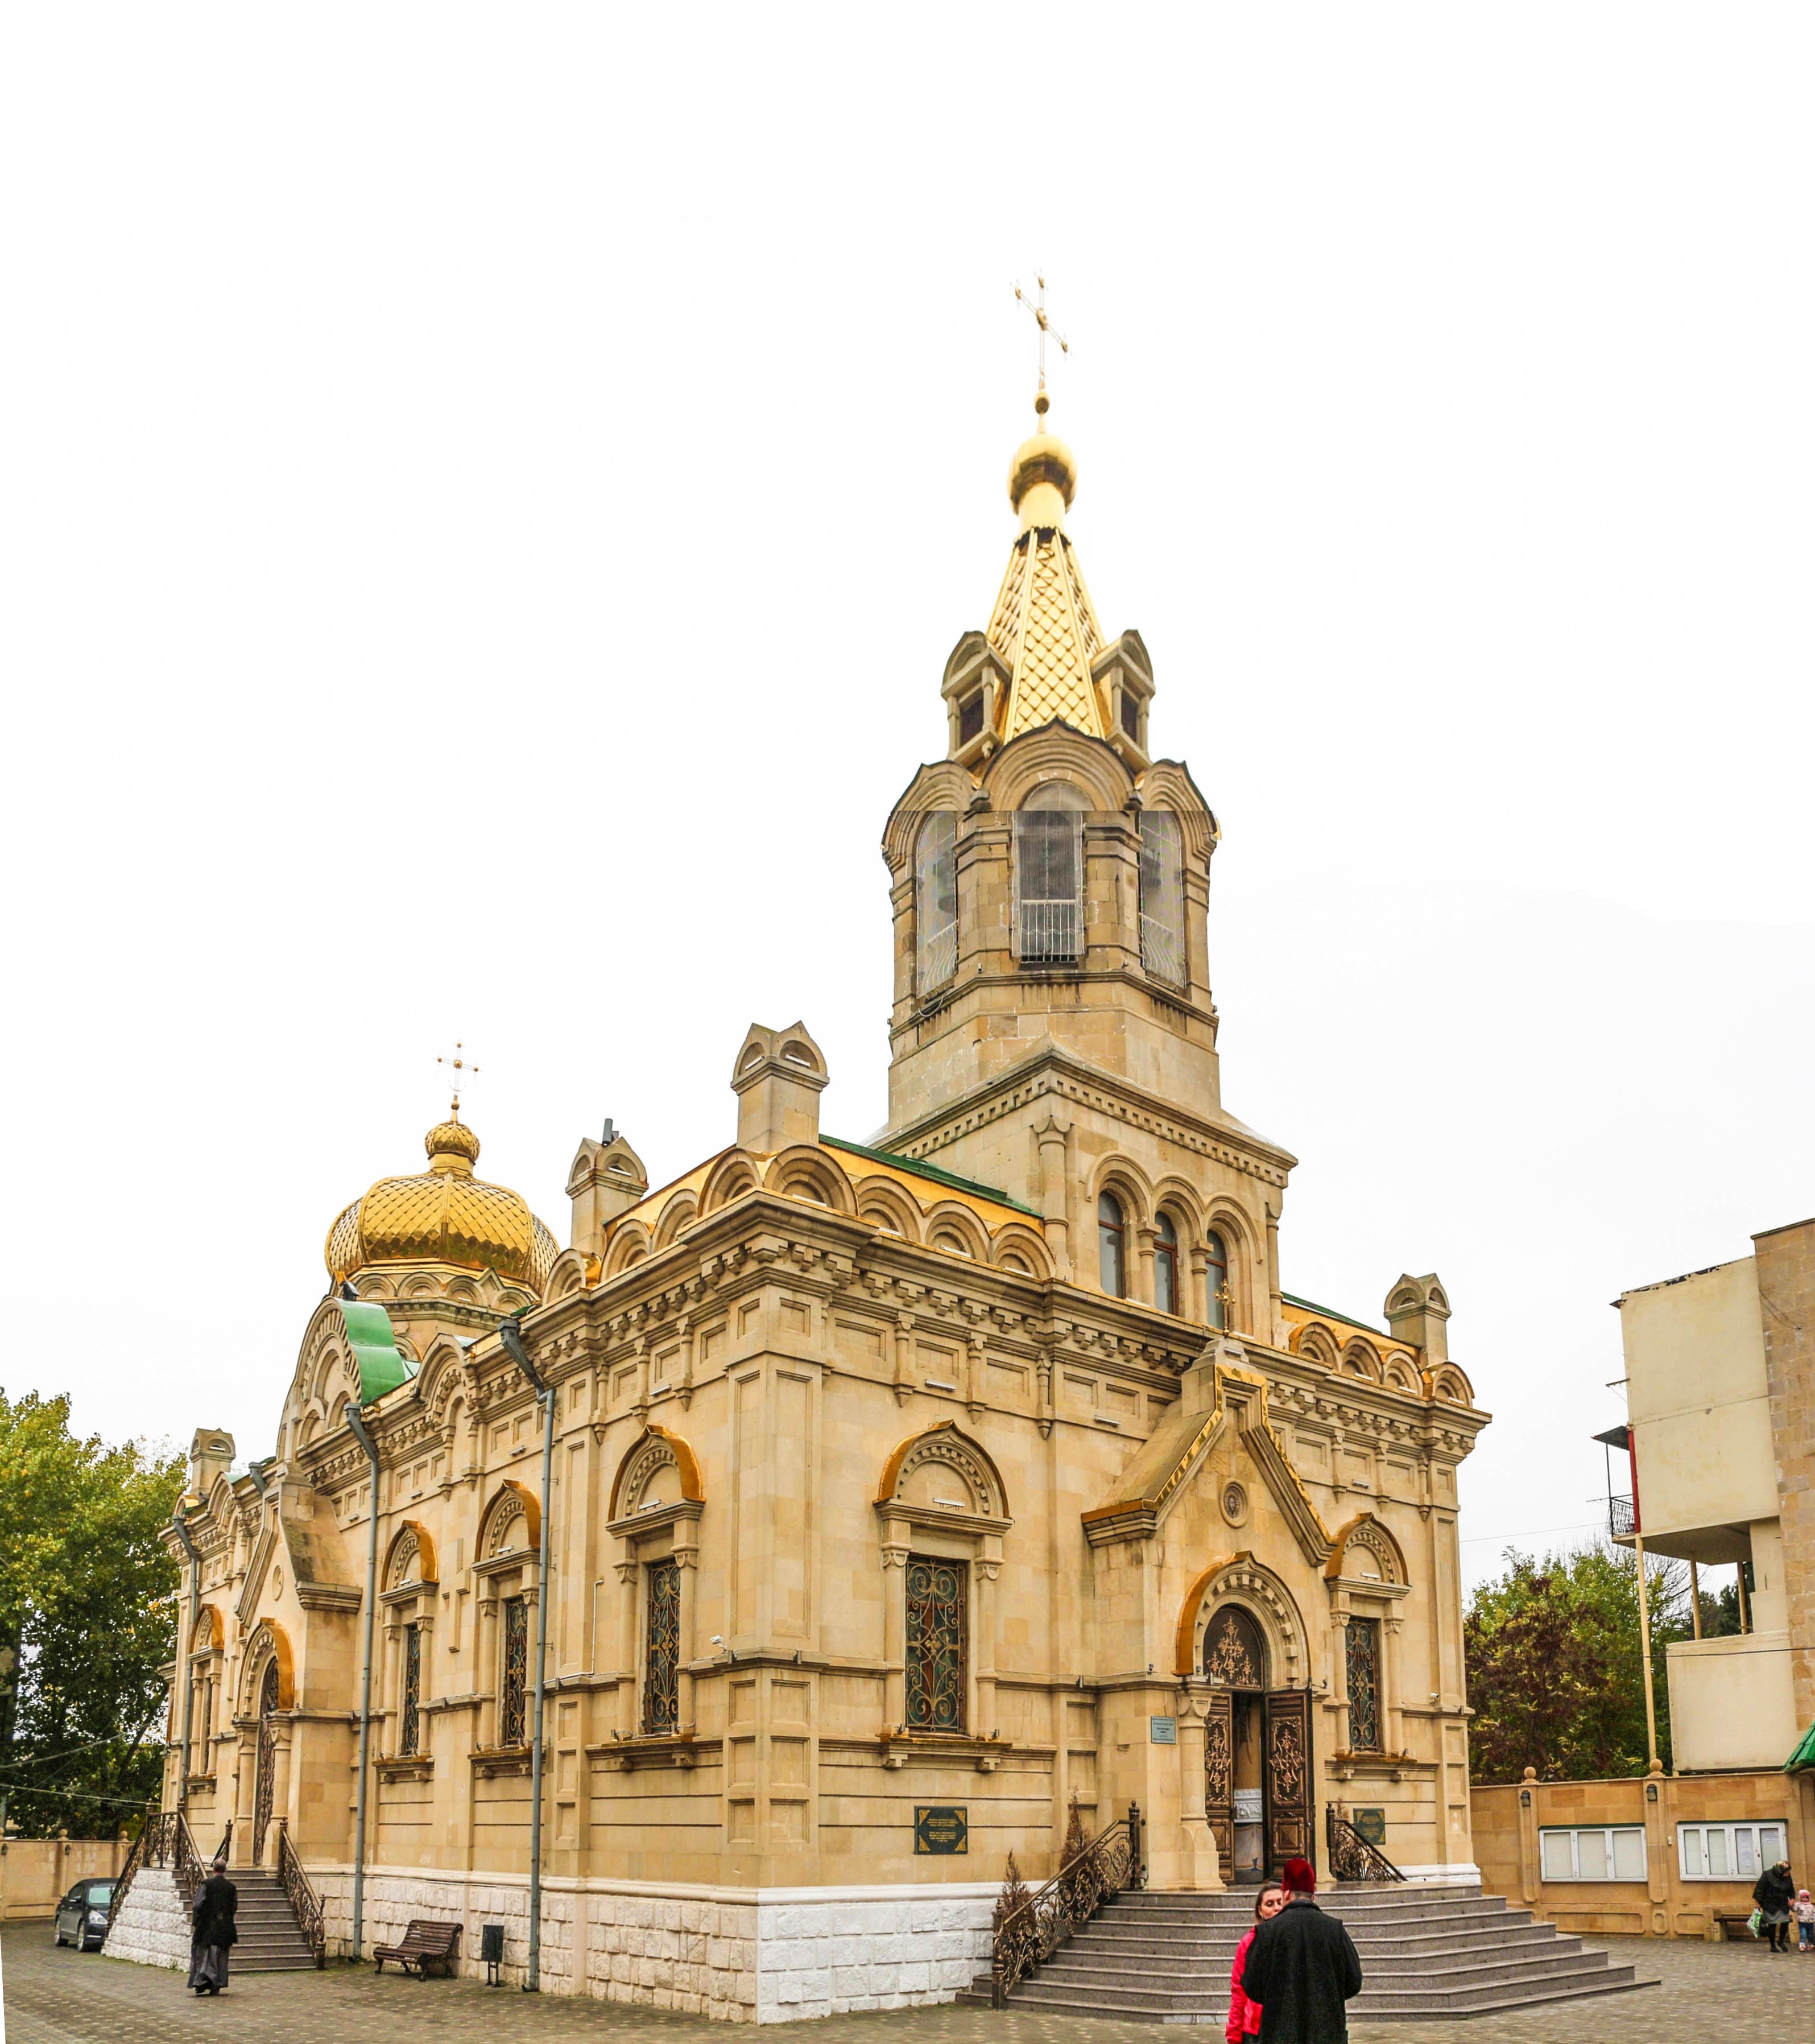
[
  {"x1": 823, "y1": 1136, "x2": 1042, "y2": 1219},
  {"x1": 1281, "y1": 1291, "x2": 1383, "y2": 1335},
  {"x1": 341, "y1": 1299, "x2": 415, "y2": 1405},
  {"x1": 1787, "y1": 1718, "x2": 1815, "y2": 1775}
]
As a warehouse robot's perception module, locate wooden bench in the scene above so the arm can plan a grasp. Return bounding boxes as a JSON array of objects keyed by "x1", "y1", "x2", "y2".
[
  {"x1": 374, "y1": 1920, "x2": 462, "y2": 1977},
  {"x1": 1713, "y1": 1913, "x2": 1756, "y2": 1942}
]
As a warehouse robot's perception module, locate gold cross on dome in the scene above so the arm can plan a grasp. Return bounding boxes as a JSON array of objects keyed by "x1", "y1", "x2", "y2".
[
  {"x1": 436, "y1": 1041, "x2": 479, "y2": 1116},
  {"x1": 1014, "y1": 274, "x2": 1068, "y2": 418}
]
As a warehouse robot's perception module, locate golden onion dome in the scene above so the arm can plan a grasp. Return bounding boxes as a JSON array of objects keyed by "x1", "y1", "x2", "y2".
[
  {"x1": 324, "y1": 1112, "x2": 559, "y2": 1294},
  {"x1": 1008, "y1": 396, "x2": 1077, "y2": 532}
]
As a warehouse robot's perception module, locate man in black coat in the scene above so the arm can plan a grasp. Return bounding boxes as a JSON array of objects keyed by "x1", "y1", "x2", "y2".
[
  {"x1": 187, "y1": 1857, "x2": 238, "y2": 1995},
  {"x1": 1240, "y1": 1857, "x2": 1362, "y2": 2043}
]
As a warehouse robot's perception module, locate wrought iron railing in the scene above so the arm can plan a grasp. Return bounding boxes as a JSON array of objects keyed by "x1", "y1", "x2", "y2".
[
  {"x1": 991, "y1": 1803, "x2": 1144, "y2": 2008},
  {"x1": 1609, "y1": 1493, "x2": 1637, "y2": 1538},
  {"x1": 110, "y1": 1805, "x2": 209, "y2": 1922},
  {"x1": 1325, "y1": 1804, "x2": 1405, "y2": 1884},
  {"x1": 1139, "y1": 914, "x2": 1185, "y2": 988},
  {"x1": 1018, "y1": 899, "x2": 1080, "y2": 965},
  {"x1": 275, "y1": 1818, "x2": 327, "y2": 1968}
]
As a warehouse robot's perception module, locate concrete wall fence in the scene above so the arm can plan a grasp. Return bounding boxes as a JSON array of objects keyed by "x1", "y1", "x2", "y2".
[
  {"x1": 0, "y1": 1836, "x2": 130, "y2": 1922},
  {"x1": 1473, "y1": 1768, "x2": 1815, "y2": 1941}
]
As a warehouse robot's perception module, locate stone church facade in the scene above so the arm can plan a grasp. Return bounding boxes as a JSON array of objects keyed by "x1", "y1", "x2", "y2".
[{"x1": 159, "y1": 402, "x2": 1487, "y2": 2018}]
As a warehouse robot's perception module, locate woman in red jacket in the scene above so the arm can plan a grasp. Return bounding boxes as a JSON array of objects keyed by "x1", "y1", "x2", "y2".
[{"x1": 1227, "y1": 1882, "x2": 1285, "y2": 2042}]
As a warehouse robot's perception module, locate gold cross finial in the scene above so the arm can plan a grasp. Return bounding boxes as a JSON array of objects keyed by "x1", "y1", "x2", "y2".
[
  {"x1": 436, "y1": 1041, "x2": 479, "y2": 1118},
  {"x1": 1014, "y1": 274, "x2": 1068, "y2": 423}
]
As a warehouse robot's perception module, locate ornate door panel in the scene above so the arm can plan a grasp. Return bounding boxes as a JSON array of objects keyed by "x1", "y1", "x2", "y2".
[
  {"x1": 1263, "y1": 1687, "x2": 1313, "y2": 1873},
  {"x1": 1202, "y1": 1687, "x2": 1234, "y2": 1866},
  {"x1": 252, "y1": 1659, "x2": 280, "y2": 1865}
]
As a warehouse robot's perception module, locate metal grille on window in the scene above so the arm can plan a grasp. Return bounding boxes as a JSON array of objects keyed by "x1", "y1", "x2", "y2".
[
  {"x1": 1139, "y1": 810, "x2": 1185, "y2": 987},
  {"x1": 1015, "y1": 809, "x2": 1082, "y2": 963},
  {"x1": 915, "y1": 811, "x2": 958, "y2": 993},
  {"x1": 400, "y1": 1622, "x2": 421, "y2": 1756},
  {"x1": 1346, "y1": 1617, "x2": 1382, "y2": 1751},
  {"x1": 253, "y1": 1657, "x2": 280, "y2": 1864},
  {"x1": 644, "y1": 1559, "x2": 681, "y2": 1734},
  {"x1": 904, "y1": 1556, "x2": 966, "y2": 1732},
  {"x1": 499, "y1": 1595, "x2": 529, "y2": 1748}
]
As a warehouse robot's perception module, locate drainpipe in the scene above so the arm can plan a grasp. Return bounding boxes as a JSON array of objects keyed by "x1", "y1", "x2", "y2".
[
  {"x1": 169, "y1": 1508, "x2": 202, "y2": 1814},
  {"x1": 344, "y1": 1401, "x2": 382, "y2": 1964},
  {"x1": 498, "y1": 1316, "x2": 554, "y2": 1995}
]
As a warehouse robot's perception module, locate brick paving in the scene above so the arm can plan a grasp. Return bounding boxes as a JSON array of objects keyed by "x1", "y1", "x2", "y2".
[{"x1": 3, "y1": 1922, "x2": 1812, "y2": 2042}]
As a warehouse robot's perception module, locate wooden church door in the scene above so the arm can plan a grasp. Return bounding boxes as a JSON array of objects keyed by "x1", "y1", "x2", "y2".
[
  {"x1": 1202, "y1": 1687, "x2": 1234, "y2": 1867},
  {"x1": 1263, "y1": 1687, "x2": 1314, "y2": 1873}
]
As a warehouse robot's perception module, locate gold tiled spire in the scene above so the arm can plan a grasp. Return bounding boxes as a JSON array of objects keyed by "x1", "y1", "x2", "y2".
[{"x1": 986, "y1": 398, "x2": 1107, "y2": 741}]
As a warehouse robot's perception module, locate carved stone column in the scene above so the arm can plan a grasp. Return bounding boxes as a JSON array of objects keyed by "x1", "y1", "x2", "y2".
[
  {"x1": 973, "y1": 1551, "x2": 999, "y2": 1737},
  {"x1": 1173, "y1": 1683, "x2": 1223, "y2": 1890},
  {"x1": 1034, "y1": 1115, "x2": 1072, "y2": 1278},
  {"x1": 879, "y1": 1520, "x2": 909, "y2": 1729}
]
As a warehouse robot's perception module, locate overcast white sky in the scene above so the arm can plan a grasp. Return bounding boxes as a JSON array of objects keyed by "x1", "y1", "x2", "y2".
[{"x1": 3, "y1": 8, "x2": 1810, "y2": 1592}]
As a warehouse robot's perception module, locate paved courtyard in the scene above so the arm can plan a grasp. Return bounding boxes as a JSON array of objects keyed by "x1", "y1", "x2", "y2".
[{"x1": 3, "y1": 1922, "x2": 1811, "y2": 2043}]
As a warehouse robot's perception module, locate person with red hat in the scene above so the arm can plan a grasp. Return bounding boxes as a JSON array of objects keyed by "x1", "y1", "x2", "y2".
[{"x1": 1239, "y1": 1857, "x2": 1362, "y2": 2043}]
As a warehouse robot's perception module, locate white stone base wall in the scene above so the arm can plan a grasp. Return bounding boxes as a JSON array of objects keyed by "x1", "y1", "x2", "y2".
[
  {"x1": 305, "y1": 1867, "x2": 994, "y2": 2022},
  {"x1": 101, "y1": 1868, "x2": 191, "y2": 1970},
  {"x1": 1396, "y1": 1862, "x2": 1482, "y2": 1885}
]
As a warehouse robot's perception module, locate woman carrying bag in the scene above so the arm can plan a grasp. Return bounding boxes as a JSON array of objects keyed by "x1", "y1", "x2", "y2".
[{"x1": 1752, "y1": 1860, "x2": 1795, "y2": 1954}]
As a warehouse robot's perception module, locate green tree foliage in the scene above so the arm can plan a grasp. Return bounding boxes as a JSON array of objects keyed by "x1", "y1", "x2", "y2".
[
  {"x1": 0, "y1": 1389, "x2": 184, "y2": 1836},
  {"x1": 1465, "y1": 1540, "x2": 1689, "y2": 1782}
]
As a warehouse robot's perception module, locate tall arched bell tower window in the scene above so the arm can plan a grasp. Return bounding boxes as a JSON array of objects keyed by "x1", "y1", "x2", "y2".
[
  {"x1": 1206, "y1": 1230, "x2": 1230, "y2": 1329},
  {"x1": 915, "y1": 811, "x2": 958, "y2": 993},
  {"x1": 1155, "y1": 1211, "x2": 1179, "y2": 1315},
  {"x1": 1015, "y1": 783, "x2": 1086, "y2": 965},
  {"x1": 1098, "y1": 1191, "x2": 1127, "y2": 1298},
  {"x1": 1139, "y1": 809, "x2": 1185, "y2": 987}
]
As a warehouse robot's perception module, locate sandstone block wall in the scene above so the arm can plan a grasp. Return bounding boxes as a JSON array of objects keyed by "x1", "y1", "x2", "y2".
[{"x1": 1753, "y1": 1216, "x2": 1815, "y2": 1735}]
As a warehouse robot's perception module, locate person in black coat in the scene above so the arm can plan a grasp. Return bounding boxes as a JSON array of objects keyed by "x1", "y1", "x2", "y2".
[
  {"x1": 1241, "y1": 1857, "x2": 1363, "y2": 2044},
  {"x1": 1753, "y1": 1860, "x2": 1795, "y2": 1954},
  {"x1": 187, "y1": 1858, "x2": 238, "y2": 1995}
]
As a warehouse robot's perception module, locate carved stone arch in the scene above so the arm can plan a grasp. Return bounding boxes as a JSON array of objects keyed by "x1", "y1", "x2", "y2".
[
  {"x1": 983, "y1": 723, "x2": 1132, "y2": 814},
  {"x1": 1383, "y1": 1355, "x2": 1421, "y2": 1394},
  {"x1": 1289, "y1": 1320, "x2": 1341, "y2": 1369},
  {"x1": 854, "y1": 1177, "x2": 924, "y2": 1243},
  {"x1": 1325, "y1": 1512, "x2": 1408, "y2": 1588},
  {"x1": 700, "y1": 1149, "x2": 762, "y2": 1216},
  {"x1": 414, "y1": 1334, "x2": 466, "y2": 1420},
  {"x1": 881, "y1": 759, "x2": 978, "y2": 875},
  {"x1": 401, "y1": 1273, "x2": 440, "y2": 1299},
  {"x1": 354, "y1": 1273, "x2": 394, "y2": 1299},
  {"x1": 1172, "y1": 1553, "x2": 1308, "y2": 1683},
  {"x1": 1339, "y1": 1335, "x2": 1384, "y2": 1382},
  {"x1": 311, "y1": 1345, "x2": 354, "y2": 1410},
  {"x1": 1089, "y1": 1155, "x2": 1154, "y2": 1233},
  {"x1": 295, "y1": 1409, "x2": 321, "y2": 1450},
  {"x1": 385, "y1": 1518, "x2": 440, "y2": 1590},
  {"x1": 922, "y1": 1199, "x2": 991, "y2": 1262},
  {"x1": 1384, "y1": 1277, "x2": 1424, "y2": 1320},
  {"x1": 989, "y1": 1221, "x2": 1053, "y2": 1281},
  {"x1": 607, "y1": 1423, "x2": 705, "y2": 1520},
  {"x1": 478, "y1": 1479, "x2": 540, "y2": 1559},
  {"x1": 1136, "y1": 761, "x2": 1219, "y2": 865},
  {"x1": 763, "y1": 1145, "x2": 855, "y2": 1215},
  {"x1": 602, "y1": 1219, "x2": 654, "y2": 1278},
  {"x1": 652, "y1": 1190, "x2": 700, "y2": 1249},
  {"x1": 192, "y1": 1602, "x2": 225, "y2": 1651},
  {"x1": 544, "y1": 1247, "x2": 594, "y2": 1303},
  {"x1": 241, "y1": 1618, "x2": 296, "y2": 1713},
  {"x1": 1429, "y1": 1364, "x2": 1474, "y2": 1406},
  {"x1": 876, "y1": 1419, "x2": 1011, "y2": 1523},
  {"x1": 1151, "y1": 1175, "x2": 1206, "y2": 1240}
]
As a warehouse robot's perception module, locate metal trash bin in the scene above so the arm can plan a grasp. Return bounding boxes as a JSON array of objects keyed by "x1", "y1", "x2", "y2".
[{"x1": 481, "y1": 1923, "x2": 505, "y2": 1986}]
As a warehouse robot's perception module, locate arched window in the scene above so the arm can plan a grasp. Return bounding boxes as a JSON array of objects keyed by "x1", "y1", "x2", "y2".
[
  {"x1": 915, "y1": 811, "x2": 958, "y2": 992},
  {"x1": 1139, "y1": 809, "x2": 1185, "y2": 986},
  {"x1": 1015, "y1": 784, "x2": 1086, "y2": 964},
  {"x1": 644, "y1": 1558, "x2": 681, "y2": 1735},
  {"x1": 1155, "y1": 1211, "x2": 1179, "y2": 1315},
  {"x1": 1206, "y1": 1230, "x2": 1229, "y2": 1330},
  {"x1": 1098, "y1": 1191, "x2": 1127, "y2": 1298}
]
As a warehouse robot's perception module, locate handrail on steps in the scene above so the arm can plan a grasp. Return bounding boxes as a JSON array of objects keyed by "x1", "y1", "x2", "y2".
[
  {"x1": 1325, "y1": 1802, "x2": 1407, "y2": 1884},
  {"x1": 276, "y1": 1818, "x2": 328, "y2": 1968},
  {"x1": 991, "y1": 1802, "x2": 1146, "y2": 2008},
  {"x1": 109, "y1": 1803, "x2": 210, "y2": 1922}
]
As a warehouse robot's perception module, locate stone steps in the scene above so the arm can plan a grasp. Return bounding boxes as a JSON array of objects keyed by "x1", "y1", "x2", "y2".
[{"x1": 968, "y1": 1884, "x2": 1654, "y2": 2023}]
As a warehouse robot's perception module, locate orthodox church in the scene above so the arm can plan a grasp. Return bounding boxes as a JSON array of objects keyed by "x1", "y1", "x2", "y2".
[{"x1": 150, "y1": 383, "x2": 1488, "y2": 2018}]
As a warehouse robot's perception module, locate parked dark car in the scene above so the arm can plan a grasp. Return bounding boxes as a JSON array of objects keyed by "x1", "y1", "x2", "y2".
[{"x1": 53, "y1": 1877, "x2": 116, "y2": 1951}]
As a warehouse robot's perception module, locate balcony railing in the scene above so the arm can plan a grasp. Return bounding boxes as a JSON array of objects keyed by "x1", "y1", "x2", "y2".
[{"x1": 1609, "y1": 1494, "x2": 1637, "y2": 1538}]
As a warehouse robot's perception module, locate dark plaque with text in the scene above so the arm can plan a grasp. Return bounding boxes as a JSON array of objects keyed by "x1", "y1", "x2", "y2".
[{"x1": 913, "y1": 1805, "x2": 969, "y2": 1855}]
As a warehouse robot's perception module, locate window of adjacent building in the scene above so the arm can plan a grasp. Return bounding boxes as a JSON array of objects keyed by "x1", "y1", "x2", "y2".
[
  {"x1": 400, "y1": 1622, "x2": 422, "y2": 1756},
  {"x1": 904, "y1": 1555, "x2": 966, "y2": 1732},
  {"x1": 1139, "y1": 809, "x2": 1185, "y2": 986},
  {"x1": 499, "y1": 1595, "x2": 528, "y2": 1749},
  {"x1": 1015, "y1": 788, "x2": 1085, "y2": 964},
  {"x1": 1098, "y1": 1192, "x2": 1127, "y2": 1298},
  {"x1": 1345, "y1": 1617, "x2": 1382, "y2": 1751},
  {"x1": 1678, "y1": 1823, "x2": 1786, "y2": 1881},
  {"x1": 915, "y1": 811, "x2": 958, "y2": 993},
  {"x1": 644, "y1": 1558, "x2": 681, "y2": 1735},
  {"x1": 957, "y1": 691, "x2": 985, "y2": 745},
  {"x1": 1539, "y1": 1827, "x2": 1647, "y2": 1882},
  {"x1": 1206, "y1": 1230, "x2": 1230, "y2": 1329},
  {"x1": 1155, "y1": 1211, "x2": 1179, "y2": 1315}
]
